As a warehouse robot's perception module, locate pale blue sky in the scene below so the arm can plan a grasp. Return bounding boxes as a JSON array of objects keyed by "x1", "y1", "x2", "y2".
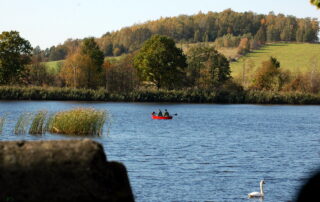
[{"x1": 0, "y1": 0, "x2": 319, "y2": 49}]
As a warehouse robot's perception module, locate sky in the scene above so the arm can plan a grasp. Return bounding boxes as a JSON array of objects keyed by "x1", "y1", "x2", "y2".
[{"x1": 1, "y1": 0, "x2": 319, "y2": 49}]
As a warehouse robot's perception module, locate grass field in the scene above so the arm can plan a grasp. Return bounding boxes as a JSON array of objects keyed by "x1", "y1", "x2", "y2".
[
  {"x1": 105, "y1": 55, "x2": 126, "y2": 63},
  {"x1": 230, "y1": 43, "x2": 320, "y2": 78},
  {"x1": 43, "y1": 60, "x2": 64, "y2": 74}
]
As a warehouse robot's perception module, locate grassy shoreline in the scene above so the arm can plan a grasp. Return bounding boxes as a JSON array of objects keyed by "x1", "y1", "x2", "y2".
[{"x1": 0, "y1": 86, "x2": 320, "y2": 104}]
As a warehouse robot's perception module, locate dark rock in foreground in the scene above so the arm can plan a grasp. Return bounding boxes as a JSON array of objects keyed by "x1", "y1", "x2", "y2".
[
  {"x1": 296, "y1": 170, "x2": 320, "y2": 202},
  {"x1": 0, "y1": 139, "x2": 134, "y2": 202}
]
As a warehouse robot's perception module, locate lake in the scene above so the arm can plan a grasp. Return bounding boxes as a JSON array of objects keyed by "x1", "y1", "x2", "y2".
[{"x1": 0, "y1": 101, "x2": 319, "y2": 201}]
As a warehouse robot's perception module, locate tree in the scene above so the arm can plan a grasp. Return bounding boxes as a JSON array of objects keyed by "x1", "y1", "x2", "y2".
[
  {"x1": 60, "y1": 38, "x2": 104, "y2": 89},
  {"x1": 24, "y1": 62, "x2": 56, "y2": 87},
  {"x1": 238, "y1": 59, "x2": 255, "y2": 88},
  {"x1": 193, "y1": 30, "x2": 201, "y2": 42},
  {"x1": 308, "y1": 55, "x2": 320, "y2": 93},
  {"x1": 80, "y1": 38, "x2": 104, "y2": 67},
  {"x1": 48, "y1": 45, "x2": 68, "y2": 61},
  {"x1": 103, "y1": 43, "x2": 113, "y2": 56},
  {"x1": 251, "y1": 57, "x2": 290, "y2": 91},
  {"x1": 311, "y1": 0, "x2": 320, "y2": 8},
  {"x1": 254, "y1": 26, "x2": 266, "y2": 45},
  {"x1": 129, "y1": 28, "x2": 152, "y2": 51},
  {"x1": 280, "y1": 26, "x2": 291, "y2": 41},
  {"x1": 133, "y1": 35, "x2": 187, "y2": 89},
  {"x1": 105, "y1": 53, "x2": 139, "y2": 92},
  {"x1": 63, "y1": 38, "x2": 80, "y2": 55},
  {"x1": 237, "y1": 37, "x2": 250, "y2": 55},
  {"x1": 0, "y1": 31, "x2": 32, "y2": 84},
  {"x1": 186, "y1": 45, "x2": 231, "y2": 90}
]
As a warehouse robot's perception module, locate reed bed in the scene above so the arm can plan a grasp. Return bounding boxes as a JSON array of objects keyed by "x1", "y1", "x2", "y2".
[
  {"x1": 14, "y1": 112, "x2": 31, "y2": 134},
  {"x1": 1, "y1": 85, "x2": 320, "y2": 104},
  {"x1": 29, "y1": 110, "x2": 48, "y2": 135},
  {"x1": 48, "y1": 108, "x2": 108, "y2": 136},
  {"x1": 4, "y1": 108, "x2": 109, "y2": 136}
]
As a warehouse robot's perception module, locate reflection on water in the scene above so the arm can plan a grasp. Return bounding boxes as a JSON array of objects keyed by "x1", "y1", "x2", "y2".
[{"x1": 0, "y1": 101, "x2": 319, "y2": 201}]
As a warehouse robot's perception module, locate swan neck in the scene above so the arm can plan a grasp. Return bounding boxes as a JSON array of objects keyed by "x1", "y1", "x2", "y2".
[{"x1": 260, "y1": 183, "x2": 264, "y2": 195}]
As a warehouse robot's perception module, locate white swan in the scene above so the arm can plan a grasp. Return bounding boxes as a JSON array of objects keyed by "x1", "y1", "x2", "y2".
[{"x1": 248, "y1": 180, "x2": 265, "y2": 198}]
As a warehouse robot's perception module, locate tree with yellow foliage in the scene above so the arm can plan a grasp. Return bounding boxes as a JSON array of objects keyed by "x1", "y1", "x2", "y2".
[{"x1": 60, "y1": 38, "x2": 104, "y2": 89}]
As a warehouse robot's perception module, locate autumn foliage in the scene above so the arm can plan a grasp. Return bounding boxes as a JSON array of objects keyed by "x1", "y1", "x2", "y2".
[
  {"x1": 60, "y1": 38, "x2": 104, "y2": 89},
  {"x1": 251, "y1": 57, "x2": 289, "y2": 91}
]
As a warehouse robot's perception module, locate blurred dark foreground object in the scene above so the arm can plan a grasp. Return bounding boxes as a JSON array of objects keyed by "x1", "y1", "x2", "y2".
[
  {"x1": 296, "y1": 170, "x2": 320, "y2": 202},
  {"x1": 0, "y1": 139, "x2": 134, "y2": 202}
]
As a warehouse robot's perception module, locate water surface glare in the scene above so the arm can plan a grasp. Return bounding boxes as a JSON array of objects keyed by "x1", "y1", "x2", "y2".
[{"x1": 0, "y1": 101, "x2": 319, "y2": 201}]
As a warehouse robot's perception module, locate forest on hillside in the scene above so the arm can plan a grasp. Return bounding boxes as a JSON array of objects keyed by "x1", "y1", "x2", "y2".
[{"x1": 33, "y1": 9, "x2": 319, "y2": 61}]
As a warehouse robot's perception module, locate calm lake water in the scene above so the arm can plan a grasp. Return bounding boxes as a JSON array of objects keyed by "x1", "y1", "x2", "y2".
[{"x1": 0, "y1": 101, "x2": 319, "y2": 201}]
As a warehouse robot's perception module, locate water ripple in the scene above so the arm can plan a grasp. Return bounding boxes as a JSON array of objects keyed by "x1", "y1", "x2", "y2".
[{"x1": 1, "y1": 102, "x2": 320, "y2": 201}]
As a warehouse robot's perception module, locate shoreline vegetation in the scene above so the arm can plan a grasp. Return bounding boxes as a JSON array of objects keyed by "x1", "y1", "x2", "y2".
[
  {"x1": 0, "y1": 86, "x2": 320, "y2": 104},
  {"x1": 7, "y1": 107, "x2": 108, "y2": 136}
]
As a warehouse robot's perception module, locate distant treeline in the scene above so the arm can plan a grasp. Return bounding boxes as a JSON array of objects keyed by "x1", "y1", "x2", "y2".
[
  {"x1": 3, "y1": 29, "x2": 320, "y2": 104},
  {"x1": 1, "y1": 86, "x2": 319, "y2": 104},
  {"x1": 35, "y1": 9, "x2": 319, "y2": 61}
]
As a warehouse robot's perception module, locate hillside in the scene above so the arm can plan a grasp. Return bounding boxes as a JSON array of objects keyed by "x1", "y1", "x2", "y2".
[
  {"x1": 43, "y1": 42, "x2": 239, "y2": 73},
  {"x1": 230, "y1": 43, "x2": 320, "y2": 78},
  {"x1": 36, "y1": 9, "x2": 319, "y2": 63},
  {"x1": 44, "y1": 43, "x2": 320, "y2": 78},
  {"x1": 96, "y1": 10, "x2": 318, "y2": 57}
]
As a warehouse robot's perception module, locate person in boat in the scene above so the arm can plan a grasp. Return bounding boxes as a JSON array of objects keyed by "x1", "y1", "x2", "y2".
[
  {"x1": 152, "y1": 111, "x2": 156, "y2": 116},
  {"x1": 158, "y1": 109, "x2": 163, "y2": 116},
  {"x1": 164, "y1": 109, "x2": 170, "y2": 117}
]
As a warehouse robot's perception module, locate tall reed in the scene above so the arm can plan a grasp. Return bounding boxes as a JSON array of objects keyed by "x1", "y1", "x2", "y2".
[
  {"x1": 48, "y1": 108, "x2": 108, "y2": 136},
  {"x1": 0, "y1": 115, "x2": 5, "y2": 134},
  {"x1": 29, "y1": 110, "x2": 48, "y2": 135},
  {"x1": 14, "y1": 112, "x2": 31, "y2": 135}
]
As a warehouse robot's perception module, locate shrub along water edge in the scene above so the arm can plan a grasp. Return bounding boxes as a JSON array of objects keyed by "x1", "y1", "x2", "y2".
[{"x1": 0, "y1": 86, "x2": 319, "y2": 104}]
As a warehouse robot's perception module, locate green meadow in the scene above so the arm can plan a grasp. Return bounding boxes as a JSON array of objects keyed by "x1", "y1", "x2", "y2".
[
  {"x1": 43, "y1": 60, "x2": 64, "y2": 74},
  {"x1": 105, "y1": 55, "x2": 127, "y2": 63},
  {"x1": 230, "y1": 43, "x2": 320, "y2": 77}
]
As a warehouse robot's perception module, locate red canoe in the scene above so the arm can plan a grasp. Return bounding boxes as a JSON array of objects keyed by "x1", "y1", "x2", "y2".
[{"x1": 152, "y1": 115, "x2": 173, "y2": 120}]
